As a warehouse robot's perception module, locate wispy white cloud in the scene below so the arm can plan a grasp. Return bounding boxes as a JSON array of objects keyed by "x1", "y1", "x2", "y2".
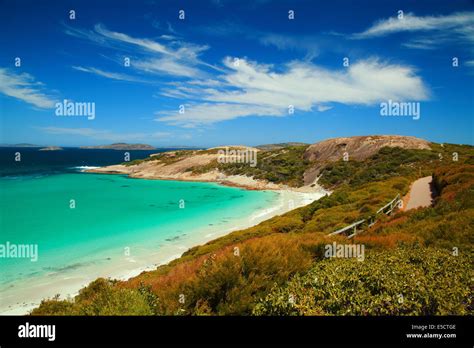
[
  {"x1": 353, "y1": 12, "x2": 474, "y2": 39},
  {"x1": 160, "y1": 34, "x2": 178, "y2": 41},
  {"x1": 157, "y1": 103, "x2": 284, "y2": 127},
  {"x1": 38, "y1": 126, "x2": 171, "y2": 142},
  {"x1": 352, "y1": 11, "x2": 474, "y2": 53},
  {"x1": 465, "y1": 60, "x2": 474, "y2": 73},
  {"x1": 317, "y1": 105, "x2": 333, "y2": 112},
  {"x1": 72, "y1": 66, "x2": 149, "y2": 83},
  {"x1": 0, "y1": 68, "x2": 57, "y2": 108},
  {"x1": 132, "y1": 58, "x2": 203, "y2": 78},
  {"x1": 401, "y1": 37, "x2": 441, "y2": 50},
  {"x1": 156, "y1": 57, "x2": 429, "y2": 126},
  {"x1": 94, "y1": 24, "x2": 172, "y2": 55},
  {"x1": 65, "y1": 23, "x2": 213, "y2": 79}
]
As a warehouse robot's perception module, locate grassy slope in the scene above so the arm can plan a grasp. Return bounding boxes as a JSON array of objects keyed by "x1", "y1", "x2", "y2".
[{"x1": 32, "y1": 143, "x2": 474, "y2": 315}]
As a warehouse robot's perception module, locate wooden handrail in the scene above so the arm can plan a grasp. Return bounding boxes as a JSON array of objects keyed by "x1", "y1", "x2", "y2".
[
  {"x1": 329, "y1": 194, "x2": 402, "y2": 238},
  {"x1": 376, "y1": 194, "x2": 400, "y2": 214},
  {"x1": 329, "y1": 219, "x2": 365, "y2": 236}
]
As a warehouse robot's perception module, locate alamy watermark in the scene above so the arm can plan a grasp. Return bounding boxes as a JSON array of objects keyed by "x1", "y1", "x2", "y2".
[
  {"x1": 324, "y1": 242, "x2": 365, "y2": 261},
  {"x1": 55, "y1": 99, "x2": 95, "y2": 120},
  {"x1": 18, "y1": 322, "x2": 55, "y2": 341},
  {"x1": 380, "y1": 100, "x2": 420, "y2": 120},
  {"x1": 217, "y1": 147, "x2": 257, "y2": 167},
  {"x1": 0, "y1": 241, "x2": 38, "y2": 262}
]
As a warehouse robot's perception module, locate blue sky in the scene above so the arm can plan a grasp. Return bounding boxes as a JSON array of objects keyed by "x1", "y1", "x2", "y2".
[{"x1": 0, "y1": 0, "x2": 473, "y2": 147}]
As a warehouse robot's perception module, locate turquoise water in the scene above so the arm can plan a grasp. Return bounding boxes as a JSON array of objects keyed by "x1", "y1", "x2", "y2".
[{"x1": 0, "y1": 173, "x2": 277, "y2": 285}]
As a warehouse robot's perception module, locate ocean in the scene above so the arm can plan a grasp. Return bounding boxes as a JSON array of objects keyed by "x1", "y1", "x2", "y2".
[
  {"x1": 0, "y1": 148, "x2": 279, "y2": 313},
  {"x1": 0, "y1": 147, "x2": 168, "y2": 177}
]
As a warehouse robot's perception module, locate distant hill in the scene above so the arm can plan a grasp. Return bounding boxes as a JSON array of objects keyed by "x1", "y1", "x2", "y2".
[
  {"x1": 304, "y1": 135, "x2": 430, "y2": 162},
  {"x1": 80, "y1": 143, "x2": 156, "y2": 150},
  {"x1": 303, "y1": 135, "x2": 431, "y2": 185},
  {"x1": 0, "y1": 143, "x2": 42, "y2": 147}
]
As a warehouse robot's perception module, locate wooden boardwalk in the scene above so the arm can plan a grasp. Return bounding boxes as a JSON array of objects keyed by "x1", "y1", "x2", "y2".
[{"x1": 328, "y1": 194, "x2": 402, "y2": 239}]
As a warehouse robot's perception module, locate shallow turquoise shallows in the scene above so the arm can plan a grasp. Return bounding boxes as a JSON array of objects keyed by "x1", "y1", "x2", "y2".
[{"x1": 0, "y1": 173, "x2": 277, "y2": 285}]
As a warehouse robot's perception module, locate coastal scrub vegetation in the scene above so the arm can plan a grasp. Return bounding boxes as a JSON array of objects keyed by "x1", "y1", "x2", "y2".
[
  {"x1": 217, "y1": 145, "x2": 311, "y2": 187},
  {"x1": 187, "y1": 145, "x2": 311, "y2": 187},
  {"x1": 253, "y1": 246, "x2": 472, "y2": 315},
  {"x1": 318, "y1": 147, "x2": 438, "y2": 188},
  {"x1": 32, "y1": 143, "x2": 474, "y2": 316},
  {"x1": 121, "y1": 145, "x2": 311, "y2": 187},
  {"x1": 123, "y1": 150, "x2": 193, "y2": 167}
]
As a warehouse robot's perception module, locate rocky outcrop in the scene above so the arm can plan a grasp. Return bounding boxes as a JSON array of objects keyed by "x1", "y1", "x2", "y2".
[
  {"x1": 303, "y1": 135, "x2": 431, "y2": 185},
  {"x1": 39, "y1": 146, "x2": 63, "y2": 151}
]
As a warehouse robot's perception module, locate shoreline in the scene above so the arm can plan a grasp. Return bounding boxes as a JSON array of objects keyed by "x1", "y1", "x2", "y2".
[
  {"x1": 85, "y1": 167, "x2": 325, "y2": 193},
  {"x1": 0, "y1": 173, "x2": 328, "y2": 315}
]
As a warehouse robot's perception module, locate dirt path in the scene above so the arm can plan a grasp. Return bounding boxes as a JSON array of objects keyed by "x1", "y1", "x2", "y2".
[{"x1": 403, "y1": 176, "x2": 435, "y2": 210}]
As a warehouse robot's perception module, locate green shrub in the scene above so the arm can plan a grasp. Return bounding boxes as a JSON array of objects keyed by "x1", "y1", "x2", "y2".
[
  {"x1": 32, "y1": 278, "x2": 154, "y2": 316},
  {"x1": 253, "y1": 247, "x2": 473, "y2": 316}
]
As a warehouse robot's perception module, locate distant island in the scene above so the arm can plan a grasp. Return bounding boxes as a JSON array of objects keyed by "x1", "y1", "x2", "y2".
[
  {"x1": 39, "y1": 146, "x2": 63, "y2": 151},
  {"x1": 79, "y1": 143, "x2": 156, "y2": 150}
]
